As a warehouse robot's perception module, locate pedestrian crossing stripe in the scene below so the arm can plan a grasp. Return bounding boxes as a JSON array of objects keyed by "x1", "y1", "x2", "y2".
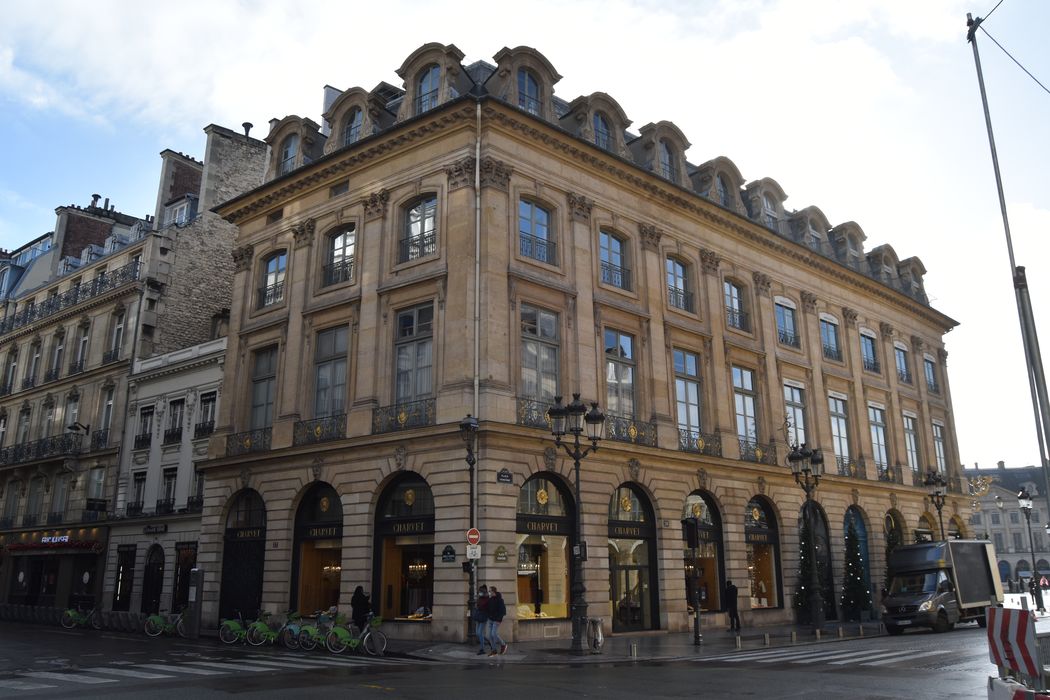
[
  {"x1": 178, "y1": 660, "x2": 282, "y2": 672},
  {"x1": 698, "y1": 646, "x2": 956, "y2": 667},
  {"x1": 0, "y1": 679, "x2": 56, "y2": 690},
  {"x1": 138, "y1": 663, "x2": 227, "y2": 675},
  {"x1": 21, "y1": 671, "x2": 117, "y2": 684},
  {"x1": 84, "y1": 667, "x2": 176, "y2": 679}
]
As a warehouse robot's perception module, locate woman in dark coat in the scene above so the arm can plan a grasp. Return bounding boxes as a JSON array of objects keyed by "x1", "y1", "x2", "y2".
[{"x1": 351, "y1": 585, "x2": 371, "y2": 631}]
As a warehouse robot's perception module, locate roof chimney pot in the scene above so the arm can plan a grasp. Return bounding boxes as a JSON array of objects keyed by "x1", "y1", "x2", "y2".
[
  {"x1": 998, "y1": 460, "x2": 1006, "y2": 470},
  {"x1": 103, "y1": 198, "x2": 109, "y2": 211},
  {"x1": 242, "y1": 122, "x2": 253, "y2": 142},
  {"x1": 91, "y1": 194, "x2": 100, "y2": 207}
]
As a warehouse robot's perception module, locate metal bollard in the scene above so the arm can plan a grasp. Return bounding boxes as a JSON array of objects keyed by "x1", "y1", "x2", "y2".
[
  {"x1": 815, "y1": 629, "x2": 822, "y2": 641},
  {"x1": 791, "y1": 630, "x2": 797, "y2": 644},
  {"x1": 859, "y1": 624, "x2": 864, "y2": 638},
  {"x1": 838, "y1": 626, "x2": 844, "y2": 638},
  {"x1": 763, "y1": 633, "x2": 770, "y2": 647},
  {"x1": 629, "y1": 642, "x2": 638, "y2": 658},
  {"x1": 735, "y1": 635, "x2": 742, "y2": 649}
]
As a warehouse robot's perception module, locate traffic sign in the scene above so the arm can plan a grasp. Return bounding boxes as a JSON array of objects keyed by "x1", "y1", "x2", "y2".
[
  {"x1": 466, "y1": 544, "x2": 481, "y2": 560},
  {"x1": 466, "y1": 528, "x2": 481, "y2": 545}
]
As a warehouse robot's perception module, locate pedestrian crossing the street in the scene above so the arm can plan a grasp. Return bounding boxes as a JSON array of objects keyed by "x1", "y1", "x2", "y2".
[
  {"x1": 691, "y1": 644, "x2": 968, "y2": 670},
  {"x1": 0, "y1": 650, "x2": 430, "y2": 695}
]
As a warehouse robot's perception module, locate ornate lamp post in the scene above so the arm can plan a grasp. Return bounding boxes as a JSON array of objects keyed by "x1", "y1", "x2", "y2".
[
  {"x1": 549, "y1": 393, "x2": 605, "y2": 653},
  {"x1": 924, "y1": 471, "x2": 948, "y2": 540},
  {"x1": 681, "y1": 511, "x2": 703, "y2": 646},
  {"x1": 459, "y1": 414, "x2": 479, "y2": 641},
  {"x1": 788, "y1": 443, "x2": 825, "y2": 633},
  {"x1": 1017, "y1": 488, "x2": 1045, "y2": 612}
]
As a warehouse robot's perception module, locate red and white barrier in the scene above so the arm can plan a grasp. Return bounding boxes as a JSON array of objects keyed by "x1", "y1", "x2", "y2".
[
  {"x1": 988, "y1": 606, "x2": 1041, "y2": 679},
  {"x1": 987, "y1": 676, "x2": 1050, "y2": 700}
]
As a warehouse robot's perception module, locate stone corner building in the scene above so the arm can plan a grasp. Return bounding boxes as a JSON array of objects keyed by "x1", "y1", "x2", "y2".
[{"x1": 198, "y1": 42, "x2": 967, "y2": 643}]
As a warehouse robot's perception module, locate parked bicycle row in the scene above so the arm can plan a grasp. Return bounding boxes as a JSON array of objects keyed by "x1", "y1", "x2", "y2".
[{"x1": 218, "y1": 607, "x2": 388, "y2": 656}]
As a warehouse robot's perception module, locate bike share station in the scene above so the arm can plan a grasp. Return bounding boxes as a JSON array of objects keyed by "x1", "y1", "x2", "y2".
[{"x1": 0, "y1": 526, "x2": 108, "y2": 615}]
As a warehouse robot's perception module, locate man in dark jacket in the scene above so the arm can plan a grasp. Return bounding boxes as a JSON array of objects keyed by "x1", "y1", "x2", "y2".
[
  {"x1": 486, "y1": 585, "x2": 508, "y2": 656},
  {"x1": 350, "y1": 585, "x2": 371, "y2": 632},
  {"x1": 474, "y1": 585, "x2": 491, "y2": 655},
  {"x1": 725, "y1": 580, "x2": 741, "y2": 632}
]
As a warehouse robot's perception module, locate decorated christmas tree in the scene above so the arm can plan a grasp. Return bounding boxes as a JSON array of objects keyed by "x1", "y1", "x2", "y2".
[
  {"x1": 884, "y1": 521, "x2": 902, "y2": 593},
  {"x1": 840, "y1": 516, "x2": 872, "y2": 621},
  {"x1": 793, "y1": 513, "x2": 816, "y2": 620}
]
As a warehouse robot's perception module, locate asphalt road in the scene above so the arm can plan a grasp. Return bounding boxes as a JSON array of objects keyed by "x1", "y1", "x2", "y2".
[{"x1": 0, "y1": 622, "x2": 996, "y2": 698}]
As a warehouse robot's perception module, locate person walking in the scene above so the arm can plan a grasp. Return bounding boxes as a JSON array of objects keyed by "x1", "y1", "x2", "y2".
[
  {"x1": 486, "y1": 585, "x2": 508, "y2": 656},
  {"x1": 725, "y1": 580, "x2": 741, "y2": 633},
  {"x1": 350, "y1": 585, "x2": 371, "y2": 633},
  {"x1": 474, "y1": 585, "x2": 491, "y2": 655}
]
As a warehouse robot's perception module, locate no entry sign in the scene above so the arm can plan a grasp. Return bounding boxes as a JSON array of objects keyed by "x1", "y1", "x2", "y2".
[{"x1": 466, "y1": 528, "x2": 481, "y2": 545}]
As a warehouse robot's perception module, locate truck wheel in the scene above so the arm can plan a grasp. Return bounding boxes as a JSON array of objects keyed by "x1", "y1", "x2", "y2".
[
  {"x1": 933, "y1": 612, "x2": 950, "y2": 633},
  {"x1": 977, "y1": 615, "x2": 987, "y2": 628},
  {"x1": 885, "y1": 624, "x2": 904, "y2": 636}
]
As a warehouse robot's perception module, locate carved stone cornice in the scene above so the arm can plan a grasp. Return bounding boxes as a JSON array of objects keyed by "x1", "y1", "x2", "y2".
[
  {"x1": 292, "y1": 218, "x2": 316, "y2": 249},
  {"x1": 842, "y1": 306, "x2": 858, "y2": 327},
  {"x1": 800, "y1": 291, "x2": 817, "y2": 312},
  {"x1": 699, "y1": 248, "x2": 721, "y2": 273},
  {"x1": 639, "y1": 223, "x2": 663, "y2": 251},
  {"x1": 479, "y1": 157, "x2": 511, "y2": 190},
  {"x1": 752, "y1": 271, "x2": 771, "y2": 297},
  {"x1": 445, "y1": 156, "x2": 474, "y2": 190},
  {"x1": 364, "y1": 189, "x2": 389, "y2": 221},
  {"x1": 567, "y1": 192, "x2": 593, "y2": 222},
  {"x1": 880, "y1": 321, "x2": 894, "y2": 339},
  {"x1": 232, "y1": 244, "x2": 255, "y2": 272}
]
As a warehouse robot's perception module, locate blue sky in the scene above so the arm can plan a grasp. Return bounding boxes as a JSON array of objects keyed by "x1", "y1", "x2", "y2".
[{"x1": 1, "y1": 0, "x2": 1048, "y2": 474}]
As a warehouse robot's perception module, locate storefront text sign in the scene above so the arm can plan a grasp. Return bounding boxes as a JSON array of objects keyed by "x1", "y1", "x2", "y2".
[
  {"x1": 393, "y1": 521, "x2": 425, "y2": 534},
  {"x1": 307, "y1": 526, "x2": 339, "y2": 538},
  {"x1": 143, "y1": 524, "x2": 167, "y2": 535},
  {"x1": 40, "y1": 535, "x2": 70, "y2": 544}
]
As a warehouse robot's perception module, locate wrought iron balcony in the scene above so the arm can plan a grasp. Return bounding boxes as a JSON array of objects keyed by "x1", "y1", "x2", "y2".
[
  {"x1": 0, "y1": 260, "x2": 140, "y2": 339},
  {"x1": 726, "y1": 307, "x2": 750, "y2": 332},
  {"x1": 155, "y1": 498, "x2": 175, "y2": 515},
  {"x1": 678, "y1": 429, "x2": 722, "y2": 457},
  {"x1": 46, "y1": 511, "x2": 64, "y2": 525},
  {"x1": 323, "y1": 259, "x2": 355, "y2": 286},
  {"x1": 226, "y1": 427, "x2": 272, "y2": 456},
  {"x1": 163, "y1": 427, "x2": 183, "y2": 445},
  {"x1": 293, "y1": 414, "x2": 346, "y2": 446},
  {"x1": 0, "y1": 382, "x2": 10, "y2": 397},
  {"x1": 778, "y1": 329, "x2": 800, "y2": 348},
  {"x1": 194, "y1": 421, "x2": 215, "y2": 439},
  {"x1": 90, "y1": 429, "x2": 109, "y2": 451},
  {"x1": 863, "y1": 357, "x2": 880, "y2": 373},
  {"x1": 667, "y1": 287, "x2": 694, "y2": 312},
  {"x1": 927, "y1": 380, "x2": 940, "y2": 394},
  {"x1": 21, "y1": 513, "x2": 39, "y2": 527},
  {"x1": 516, "y1": 397, "x2": 552, "y2": 430},
  {"x1": 606, "y1": 415, "x2": 658, "y2": 447},
  {"x1": 738, "y1": 438, "x2": 778, "y2": 465},
  {"x1": 44, "y1": 367, "x2": 60, "y2": 383},
  {"x1": 398, "y1": 233, "x2": 437, "y2": 263},
  {"x1": 21, "y1": 376, "x2": 36, "y2": 391},
  {"x1": 876, "y1": 461, "x2": 903, "y2": 484},
  {"x1": 836, "y1": 455, "x2": 862, "y2": 478},
  {"x1": 600, "y1": 262, "x2": 631, "y2": 290},
  {"x1": 372, "y1": 399, "x2": 435, "y2": 434},
  {"x1": 134, "y1": 433, "x2": 152, "y2": 450},
  {"x1": 520, "y1": 233, "x2": 556, "y2": 265},
  {"x1": 102, "y1": 348, "x2": 122, "y2": 365},
  {"x1": 414, "y1": 90, "x2": 438, "y2": 115},
  {"x1": 519, "y1": 94, "x2": 542, "y2": 115},
  {"x1": 81, "y1": 498, "x2": 108, "y2": 523},
  {"x1": 258, "y1": 281, "x2": 285, "y2": 308},
  {"x1": 186, "y1": 495, "x2": 204, "y2": 513},
  {"x1": 897, "y1": 369, "x2": 912, "y2": 384},
  {"x1": 68, "y1": 359, "x2": 85, "y2": 376},
  {"x1": 0, "y1": 516, "x2": 13, "y2": 529},
  {"x1": 0, "y1": 433, "x2": 83, "y2": 466},
  {"x1": 822, "y1": 344, "x2": 842, "y2": 362},
  {"x1": 125, "y1": 501, "x2": 143, "y2": 517}
]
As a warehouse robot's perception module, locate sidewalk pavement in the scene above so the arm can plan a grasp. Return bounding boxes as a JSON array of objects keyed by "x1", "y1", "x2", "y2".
[{"x1": 399, "y1": 621, "x2": 886, "y2": 664}]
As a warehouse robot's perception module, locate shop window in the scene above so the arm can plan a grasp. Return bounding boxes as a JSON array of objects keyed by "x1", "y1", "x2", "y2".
[
  {"x1": 516, "y1": 474, "x2": 572, "y2": 620},
  {"x1": 744, "y1": 497, "x2": 780, "y2": 609},
  {"x1": 291, "y1": 482, "x2": 343, "y2": 614},
  {"x1": 608, "y1": 484, "x2": 658, "y2": 632},
  {"x1": 219, "y1": 489, "x2": 267, "y2": 620},
  {"x1": 172, "y1": 543, "x2": 198, "y2": 612},
  {"x1": 374, "y1": 473, "x2": 434, "y2": 621},
  {"x1": 682, "y1": 492, "x2": 723, "y2": 613},
  {"x1": 112, "y1": 544, "x2": 136, "y2": 612}
]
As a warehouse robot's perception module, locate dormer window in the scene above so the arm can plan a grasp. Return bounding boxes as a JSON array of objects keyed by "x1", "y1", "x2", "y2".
[
  {"x1": 416, "y1": 64, "x2": 440, "y2": 114},
  {"x1": 343, "y1": 107, "x2": 363, "y2": 147},
  {"x1": 716, "y1": 175, "x2": 730, "y2": 207},
  {"x1": 594, "y1": 112, "x2": 611, "y2": 151},
  {"x1": 762, "y1": 194, "x2": 778, "y2": 229},
  {"x1": 518, "y1": 68, "x2": 541, "y2": 115},
  {"x1": 164, "y1": 200, "x2": 190, "y2": 227},
  {"x1": 277, "y1": 134, "x2": 299, "y2": 176},
  {"x1": 659, "y1": 140, "x2": 676, "y2": 182},
  {"x1": 807, "y1": 221, "x2": 822, "y2": 248}
]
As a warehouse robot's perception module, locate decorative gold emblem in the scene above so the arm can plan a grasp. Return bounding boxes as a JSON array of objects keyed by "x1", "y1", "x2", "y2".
[
  {"x1": 242, "y1": 436, "x2": 252, "y2": 449},
  {"x1": 628, "y1": 424, "x2": 638, "y2": 440},
  {"x1": 620, "y1": 495, "x2": 633, "y2": 513},
  {"x1": 314, "y1": 424, "x2": 323, "y2": 437},
  {"x1": 691, "y1": 502, "x2": 703, "y2": 518},
  {"x1": 695, "y1": 436, "x2": 705, "y2": 450},
  {"x1": 751, "y1": 506, "x2": 762, "y2": 522},
  {"x1": 536, "y1": 488, "x2": 549, "y2": 506},
  {"x1": 319, "y1": 496, "x2": 330, "y2": 512},
  {"x1": 397, "y1": 409, "x2": 409, "y2": 426},
  {"x1": 849, "y1": 461, "x2": 858, "y2": 477},
  {"x1": 403, "y1": 489, "x2": 416, "y2": 507},
  {"x1": 754, "y1": 447, "x2": 764, "y2": 460},
  {"x1": 543, "y1": 409, "x2": 552, "y2": 427}
]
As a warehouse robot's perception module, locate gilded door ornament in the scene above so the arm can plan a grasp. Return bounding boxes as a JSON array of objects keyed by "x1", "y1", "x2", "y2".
[
  {"x1": 536, "y1": 488, "x2": 549, "y2": 506},
  {"x1": 620, "y1": 495, "x2": 633, "y2": 513},
  {"x1": 404, "y1": 489, "x2": 416, "y2": 507}
]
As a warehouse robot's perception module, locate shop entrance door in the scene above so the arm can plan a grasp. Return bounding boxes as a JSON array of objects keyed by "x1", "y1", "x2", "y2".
[
  {"x1": 141, "y1": 545, "x2": 164, "y2": 614},
  {"x1": 610, "y1": 565, "x2": 651, "y2": 632}
]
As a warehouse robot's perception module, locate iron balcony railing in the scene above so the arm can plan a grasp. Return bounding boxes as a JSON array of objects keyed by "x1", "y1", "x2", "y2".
[
  {"x1": 836, "y1": 455, "x2": 862, "y2": 478},
  {"x1": 22, "y1": 513, "x2": 39, "y2": 527},
  {"x1": 323, "y1": 259, "x2": 354, "y2": 286},
  {"x1": 102, "y1": 348, "x2": 122, "y2": 365},
  {"x1": 823, "y1": 344, "x2": 843, "y2": 362},
  {"x1": 398, "y1": 233, "x2": 437, "y2": 263},
  {"x1": 415, "y1": 90, "x2": 439, "y2": 114},
  {"x1": 516, "y1": 397, "x2": 552, "y2": 430},
  {"x1": 21, "y1": 376, "x2": 35, "y2": 391},
  {"x1": 726, "y1": 307, "x2": 750, "y2": 332},
  {"x1": 600, "y1": 262, "x2": 631, "y2": 290},
  {"x1": 156, "y1": 498, "x2": 175, "y2": 515},
  {"x1": 372, "y1": 398, "x2": 435, "y2": 434},
  {"x1": 0, "y1": 433, "x2": 83, "y2": 466},
  {"x1": 0, "y1": 516, "x2": 13, "y2": 529},
  {"x1": 927, "y1": 380, "x2": 940, "y2": 394},
  {"x1": 81, "y1": 498, "x2": 107, "y2": 523},
  {"x1": 778, "y1": 329, "x2": 800, "y2": 348},
  {"x1": 90, "y1": 429, "x2": 109, "y2": 451},
  {"x1": 606, "y1": 415, "x2": 658, "y2": 447},
  {"x1": 68, "y1": 359, "x2": 85, "y2": 376},
  {"x1": 186, "y1": 495, "x2": 204, "y2": 513},
  {"x1": 46, "y1": 511, "x2": 64, "y2": 525},
  {"x1": 258, "y1": 281, "x2": 285, "y2": 308},
  {"x1": 226, "y1": 427, "x2": 272, "y2": 456},
  {"x1": 134, "y1": 433, "x2": 152, "y2": 450},
  {"x1": 738, "y1": 439, "x2": 778, "y2": 465},
  {"x1": 520, "y1": 233, "x2": 556, "y2": 265},
  {"x1": 667, "y1": 287, "x2": 694, "y2": 312},
  {"x1": 163, "y1": 427, "x2": 183, "y2": 445},
  {"x1": 44, "y1": 367, "x2": 60, "y2": 383},
  {"x1": 0, "y1": 260, "x2": 140, "y2": 338},
  {"x1": 125, "y1": 501, "x2": 143, "y2": 517},
  {"x1": 863, "y1": 357, "x2": 880, "y2": 373},
  {"x1": 194, "y1": 421, "x2": 215, "y2": 439},
  {"x1": 678, "y1": 429, "x2": 722, "y2": 457},
  {"x1": 897, "y1": 369, "x2": 913, "y2": 385},
  {"x1": 293, "y1": 413, "x2": 346, "y2": 446},
  {"x1": 519, "y1": 94, "x2": 542, "y2": 115},
  {"x1": 876, "y1": 461, "x2": 904, "y2": 484}
]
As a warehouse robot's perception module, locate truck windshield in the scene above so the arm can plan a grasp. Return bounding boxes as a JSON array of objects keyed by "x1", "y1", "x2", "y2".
[{"x1": 889, "y1": 572, "x2": 939, "y2": 595}]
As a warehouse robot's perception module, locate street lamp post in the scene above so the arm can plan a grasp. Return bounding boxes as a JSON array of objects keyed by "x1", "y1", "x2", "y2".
[
  {"x1": 459, "y1": 414, "x2": 479, "y2": 642},
  {"x1": 788, "y1": 443, "x2": 825, "y2": 633},
  {"x1": 548, "y1": 393, "x2": 605, "y2": 654},
  {"x1": 924, "y1": 471, "x2": 948, "y2": 540},
  {"x1": 681, "y1": 514, "x2": 703, "y2": 646},
  {"x1": 1017, "y1": 488, "x2": 1045, "y2": 612}
]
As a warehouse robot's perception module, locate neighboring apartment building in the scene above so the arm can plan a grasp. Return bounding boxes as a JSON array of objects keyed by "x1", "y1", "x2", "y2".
[
  {"x1": 198, "y1": 43, "x2": 965, "y2": 642},
  {"x1": 0, "y1": 124, "x2": 265, "y2": 614},
  {"x1": 966, "y1": 462, "x2": 1050, "y2": 586}
]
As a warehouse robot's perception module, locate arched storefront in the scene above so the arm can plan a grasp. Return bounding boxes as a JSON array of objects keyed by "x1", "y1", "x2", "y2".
[
  {"x1": 745, "y1": 497, "x2": 781, "y2": 610},
  {"x1": 998, "y1": 560, "x2": 1012, "y2": 582},
  {"x1": 141, "y1": 544, "x2": 164, "y2": 615},
  {"x1": 844, "y1": 506, "x2": 872, "y2": 596},
  {"x1": 219, "y1": 489, "x2": 266, "y2": 620},
  {"x1": 607, "y1": 483, "x2": 659, "y2": 632},
  {"x1": 291, "y1": 482, "x2": 343, "y2": 614},
  {"x1": 915, "y1": 514, "x2": 937, "y2": 543},
  {"x1": 948, "y1": 515, "x2": 965, "y2": 539},
  {"x1": 516, "y1": 473, "x2": 572, "y2": 621},
  {"x1": 373, "y1": 473, "x2": 434, "y2": 621},
  {"x1": 800, "y1": 501, "x2": 837, "y2": 621},
  {"x1": 682, "y1": 491, "x2": 723, "y2": 613}
]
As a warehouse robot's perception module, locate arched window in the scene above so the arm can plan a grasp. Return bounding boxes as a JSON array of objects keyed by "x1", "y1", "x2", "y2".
[
  {"x1": 844, "y1": 506, "x2": 872, "y2": 618},
  {"x1": 277, "y1": 134, "x2": 299, "y2": 176},
  {"x1": 219, "y1": 489, "x2": 267, "y2": 620},
  {"x1": 324, "y1": 226, "x2": 356, "y2": 286},
  {"x1": 745, "y1": 497, "x2": 780, "y2": 608},
  {"x1": 658, "y1": 140, "x2": 675, "y2": 182},
  {"x1": 400, "y1": 196, "x2": 437, "y2": 263},
  {"x1": 593, "y1": 112, "x2": 611, "y2": 151},
  {"x1": 291, "y1": 482, "x2": 343, "y2": 612},
  {"x1": 716, "y1": 175, "x2": 731, "y2": 207},
  {"x1": 517, "y1": 68, "x2": 541, "y2": 115},
  {"x1": 608, "y1": 484, "x2": 659, "y2": 631},
  {"x1": 141, "y1": 544, "x2": 165, "y2": 614},
  {"x1": 519, "y1": 199, "x2": 554, "y2": 265},
  {"x1": 374, "y1": 473, "x2": 435, "y2": 620},
  {"x1": 416, "y1": 64, "x2": 440, "y2": 114},
  {"x1": 665, "y1": 257, "x2": 693, "y2": 312},
  {"x1": 762, "y1": 193, "x2": 778, "y2": 229},
  {"x1": 343, "y1": 107, "x2": 363, "y2": 147},
  {"x1": 258, "y1": 251, "x2": 287, "y2": 308},
  {"x1": 682, "y1": 491, "x2": 724, "y2": 612},
  {"x1": 516, "y1": 473, "x2": 572, "y2": 619}
]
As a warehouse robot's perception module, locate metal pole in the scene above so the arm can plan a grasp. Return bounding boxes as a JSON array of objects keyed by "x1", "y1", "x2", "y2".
[
  {"x1": 1025, "y1": 507, "x2": 1045, "y2": 611},
  {"x1": 692, "y1": 521, "x2": 702, "y2": 645},
  {"x1": 571, "y1": 439, "x2": 587, "y2": 654},
  {"x1": 466, "y1": 440, "x2": 476, "y2": 644},
  {"x1": 937, "y1": 501, "x2": 945, "y2": 541}
]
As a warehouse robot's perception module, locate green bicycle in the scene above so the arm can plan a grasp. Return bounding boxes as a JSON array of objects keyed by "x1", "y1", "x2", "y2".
[
  {"x1": 60, "y1": 605, "x2": 102, "y2": 630},
  {"x1": 326, "y1": 614, "x2": 386, "y2": 656},
  {"x1": 219, "y1": 610, "x2": 251, "y2": 645},
  {"x1": 247, "y1": 610, "x2": 301, "y2": 648},
  {"x1": 297, "y1": 609, "x2": 337, "y2": 651},
  {"x1": 145, "y1": 608, "x2": 186, "y2": 637}
]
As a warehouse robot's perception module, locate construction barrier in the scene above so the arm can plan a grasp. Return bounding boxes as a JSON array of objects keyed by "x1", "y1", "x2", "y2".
[
  {"x1": 988, "y1": 606, "x2": 1041, "y2": 679},
  {"x1": 988, "y1": 676, "x2": 1050, "y2": 700}
]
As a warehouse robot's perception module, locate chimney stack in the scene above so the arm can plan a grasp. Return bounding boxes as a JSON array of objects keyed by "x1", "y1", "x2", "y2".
[
  {"x1": 91, "y1": 194, "x2": 101, "y2": 207},
  {"x1": 103, "y1": 197, "x2": 109, "y2": 211},
  {"x1": 242, "y1": 122, "x2": 253, "y2": 142},
  {"x1": 998, "y1": 460, "x2": 1006, "y2": 470}
]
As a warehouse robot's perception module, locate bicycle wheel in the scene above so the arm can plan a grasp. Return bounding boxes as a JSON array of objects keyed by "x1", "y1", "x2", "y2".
[
  {"x1": 280, "y1": 627, "x2": 300, "y2": 650},
  {"x1": 325, "y1": 630, "x2": 348, "y2": 654},
  {"x1": 219, "y1": 623, "x2": 239, "y2": 645},
  {"x1": 144, "y1": 617, "x2": 164, "y2": 637},
  {"x1": 175, "y1": 617, "x2": 186, "y2": 638},
  {"x1": 247, "y1": 624, "x2": 267, "y2": 646},
  {"x1": 90, "y1": 610, "x2": 103, "y2": 631},
  {"x1": 298, "y1": 628, "x2": 317, "y2": 651},
  {"x1": 60, "y1": 611, "x2": 77, "y2": 630},
  {"x1": 363, "y1": 630, "x2": 387, "y2": 656}
]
